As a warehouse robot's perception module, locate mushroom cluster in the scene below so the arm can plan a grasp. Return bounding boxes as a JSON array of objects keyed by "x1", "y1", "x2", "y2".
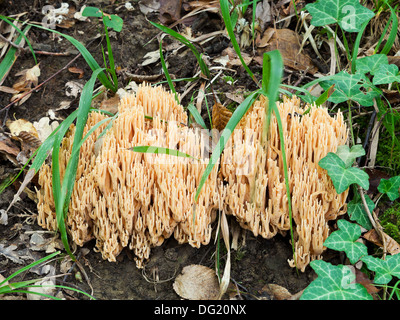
[
  {"x1": 36, "y1": 84, "x2": 221, "y2": 268},
  {"x1": 219, "y1": 95, "x2": 349, "y2": 272},
  {"x1": 36, "y1": 85, "x2": 349, "y2": 272}
]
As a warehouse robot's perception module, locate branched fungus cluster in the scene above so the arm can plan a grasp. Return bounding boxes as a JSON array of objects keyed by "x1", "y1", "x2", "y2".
[
  {"x1": 36, "y1": 85, "x2": 348, "y2": 271},
  {"x1": 220, "y1": 95, "x2": 348, "y2": 271},
  {"x1": 37, "y1": 85, "x2": 220, "y2": 268}
]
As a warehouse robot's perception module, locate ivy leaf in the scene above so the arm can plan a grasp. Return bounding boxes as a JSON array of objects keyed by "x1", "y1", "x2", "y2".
[
  {"x1": 355, "y1": 54, "x2": 388, "y2": 75},
  {"x1": 319, "y1": 153, "x2": 370, "y2": 194},
  {"x1": 320, "y1": 71, "x2": 379, "y2": 106},
  {"x1": 300, "y1": 260, "x2": 373, "y2": 300},
  {"x1": 377, "y1": 176, "x2": 400, "y2": 201},
  {"x1": 305, "y1": 0, "x2": 375, "y2": 32},
  {"x1": 361, "y1": 254, "x2": 400, "y2": 285},
  {"x1": 335, "y1": 144, "x2": 365, "y2": 168},
  {"x1": 347, "y1": 194, "x2": 374, "y2": 230},
  {"x1": 373, "y1": 64, "x2": 400, "y2": 85},
  {"x1": 82, "y1": 6, "x2": 123, "y2": 32},
  {"x1": 324, "y1": 220, "x2": 368, "y2": 264}
]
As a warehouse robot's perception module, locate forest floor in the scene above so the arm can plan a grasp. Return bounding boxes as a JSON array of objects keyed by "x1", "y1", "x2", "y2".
[{"x1": 0, "y1": 0, "x2": 397, "y2": 301}]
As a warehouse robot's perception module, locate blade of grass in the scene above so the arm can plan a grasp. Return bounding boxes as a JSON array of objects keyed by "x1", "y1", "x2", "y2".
[
  {"x1": 159, "y1": 36, "x2": 179, "y2": 103},
  {"x1": 128, "y1": 146, "x2": 200, "y2": 161},
  {"x1": 220, "y1": 0, "x2": 258, "y2": 86},
  {"x1": 102, "y1": 14, "x2": 118, "y2": 89},
  {"x1": 0, "y1": 16, "x2": 37, "y2": 64},
  {"x1": 187, "y1": 101, "x2": 207, "y2": 129},
  {"x1": 377, "y1": 1, "x2": 398, "y2": 55},
  {"x1": 262, "y1": 50, "x2": 296, "y2": 272},
  {"x1": 0, "y1": 24, "x2": 30, "y2": 84},
  {"x1": 28, "y1": 23, "x2": 117, "y2": 92},
  {"x1": 351, "y1": 19, "x2": 370, "y2": 74},
  {"x1": 194, "y1": 90, "x2": 260, "y2": 202},
  {"x1": 149, "y1": 21, "x2": 210, "y2": 79},
  {"x1": 0, "y1": 251, "x2": 60, "y2": 287},
  {"x1": 52, "y1": 68, "x2": 105, "y2": 260}
]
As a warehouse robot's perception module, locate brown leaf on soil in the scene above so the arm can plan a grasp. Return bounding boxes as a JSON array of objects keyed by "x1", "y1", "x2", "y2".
[
  {"x1": 261, "y1": 283, "x2": 293, "y2": 300},
  {"x1": 212, "y1": 102, "x2": 232, "y2": 131},
  {"x1": 0, "y1": 134, "x2": 20, "y2": 158},
  {"x1": 256, "y1": 28, "x2": 317, "y2": 74},
  {"x1": 363, "y1": 229, "x2": 400, "y2": 255},
  {"x1": 10, "y1": 64, "x2": 40, "y2": 105},
  {"x1": 100, "y1": 95, "x2": 120, "y2": 114},
  {"x1": 159, "y1": 0, "x2": 182, "y2": 24},
  {"x1": 220, "y1": 47, "x2": 252, "y2": 68},
  {"x1": 355, "y1": 268, "x2": 381, "y2": 295},
  {"x1": 173, "y1": 264, "x2": 220, "y2": 300},
  {"x1": 68, "y1": 66, "x2": 84, "y2": 79}
]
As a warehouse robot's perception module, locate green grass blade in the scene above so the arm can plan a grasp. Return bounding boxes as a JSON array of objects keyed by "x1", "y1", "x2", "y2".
[
  {"x1": 0, "y1": 16, "x2": 37, "y2": 64},
  {"x1": 0, "y1": 251, "x2": 60, "y2": 287},
  {"x1": 377, "y1": 2, "x2": 398, "y2": 55},
  {"x1": 52, "y1": 68, "x2": 104, "y2": 260},
  {"x1": 351, "y1": 19, "x2": 370, "y2": 74},
  {"x1": 148, "y1": 21, "x2": 210, "y2": 78},
  {"x1": 159, "y1": 38, "x2": 179, "y2": 103},
  {"x1": 194, "y1": 90, "x2": 260, "y2": 201},
  {"x1": 102, "y1": 15, "x2": 118, "y2": 89},
  {"x1": 61, "y1": 69, "x2": 105, "y2": 216},
  {"x1": 28, "y1": 23, "x2": 116, "y2": 91},
  {"x1": 129, "y1": 146, "x2": 199, "y2": 161},
  {"x1": 0, "y1": 25, "x2": 30, "y2": 83},
  {"x1": 187, "y1": 102, "x2": 207, "y2": 129},
  {"x1": 220, "y1": 0, "x2": 257, "y2": 85}
]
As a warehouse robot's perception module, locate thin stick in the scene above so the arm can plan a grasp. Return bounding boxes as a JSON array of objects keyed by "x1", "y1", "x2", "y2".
[{"x1": 0, "y1": 52, "x2": 82, "y2": 115}]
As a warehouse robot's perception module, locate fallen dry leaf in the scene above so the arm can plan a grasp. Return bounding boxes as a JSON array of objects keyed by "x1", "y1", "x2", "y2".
[
  {"x1": 0, "y1": 133, "x2": 20, "y2": 158},
  {"x1": 261, "y1": 283, "x2": 293, "y2": 300},
  {"x1": 33, "y1": 117, "x2": 59, "y2": 143},
  {"x1": 140, "y1": 50, "x2": 160, "y2": 66},
  {"x1": 173, "y1": 264, "x2": 220, "y2": 300},
  {"x1": 256, "y1": 28, "x2": 317, "y2": 74},
  {"x1": 159, "y1": 0, "x2": 182, "y2": 24},
  {"x1": 212, "y1": 102, "x2": 232, "y2": 131},
  {"x1": 8, "y1": 64, "x2": 40, "y2": 105},
  {"x1": 139, "y1": 0, "x2": 160, "y2": 14},
  {"x1": 363, "y1": 229, "x2": 400, "y2": 255},
  {"x1": 0, "y1": 244, "x2": 24, "y2": 264},
  {"x1": 255, "y1": 0, "x2": 272, "y2": 33},
  {"x1": 68, "y1": 66, "x2": 84, "y2": 79},
  {"x1": 220, "y1": 47, "x2": 252, "y2": 68},
  {"x1": 355, "y1": 268, "x2": 380, "y2": 295},
  {"x1": 6, "y1": 118, "x2": 38, "y2": 138},
  {"x1": 100, "y1": 95, "x2": 120, "y2": 114}
]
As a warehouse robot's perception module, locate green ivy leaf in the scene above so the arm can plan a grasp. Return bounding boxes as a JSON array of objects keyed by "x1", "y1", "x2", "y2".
[
  {"x1": 361, "y1": 254, "x2": 400, "y2": 285},
  {"x1": 324, "y1": 220, "x2": 368, "y2": 264},
  {"x1": 320, "y1": 71, "x2": 379, "y2": 106},
  {"x1": 373, "y1": 64, "x2": 400, "y2": 85},
  {"x1": 305, "y1": 0, "x2": 375, "y2": 32},
  {"x1": 347, "y1": 194, "x2": 374, "y2": 230},
  {"x1": 82, "y1": 6, "x2": 123, "y2": 32},
  {"x1": 377, "y1": 176, "x2": 400, "y2": 201},
  {"x1": 335, "y1": 144, "x2": 365, "y2": 168},
  {"x1": 300, "y1": 260, "x2": 373, "y2": 300},
  {"x1": 355, "y1": 54, "x2": 388, "y2": 75},
  {"x1": 319, "y1": 153, "x2": 370, "y2": 194}
]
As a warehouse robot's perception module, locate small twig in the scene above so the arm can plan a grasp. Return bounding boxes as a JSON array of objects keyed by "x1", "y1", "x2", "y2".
[
  {"x1": 0, "y1": 52, "x2": 82, "y2": 120},
  {"x1": 358, "y1": 185, "x2": 387, "y2": 256},
  {"x1": 0, "y1": 33, "x2": 25, "y2": 50}
]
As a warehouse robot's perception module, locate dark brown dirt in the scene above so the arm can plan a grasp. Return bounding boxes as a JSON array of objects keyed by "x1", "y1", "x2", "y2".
[{"x1": 0, "y1": 0, "x2": 319, "y2": 301}]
